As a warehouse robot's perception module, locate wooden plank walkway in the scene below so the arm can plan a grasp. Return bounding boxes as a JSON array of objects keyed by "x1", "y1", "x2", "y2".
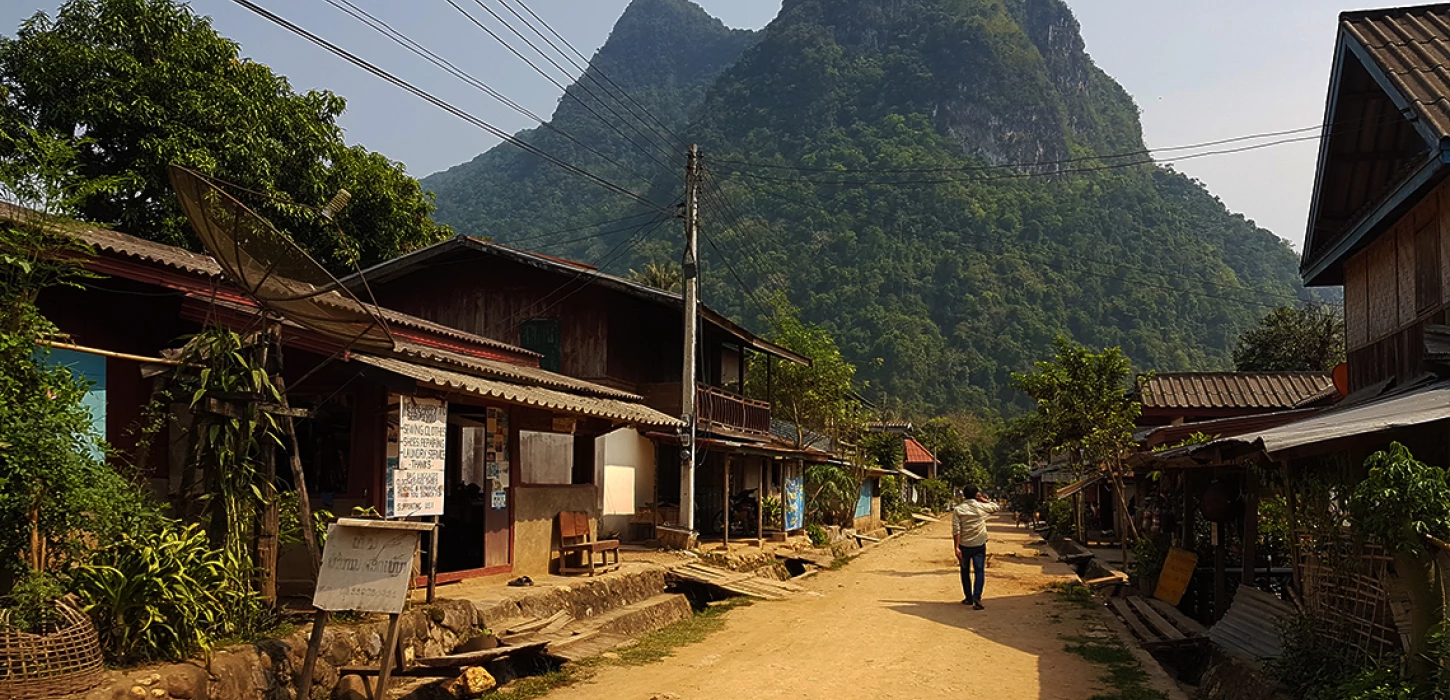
[{"x1": 668, "y1": 563, "x2": 806, "y2": 600}]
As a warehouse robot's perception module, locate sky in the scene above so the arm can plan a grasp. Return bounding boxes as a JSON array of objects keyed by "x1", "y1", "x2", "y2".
[{"x1": 2, "y1": 0, "x2": 1363, "y2": 249}]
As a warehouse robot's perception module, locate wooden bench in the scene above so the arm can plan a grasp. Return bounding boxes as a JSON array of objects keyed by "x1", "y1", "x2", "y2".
[{"x1": 558, "y1": 511, "x2": 620, "y2": 576}]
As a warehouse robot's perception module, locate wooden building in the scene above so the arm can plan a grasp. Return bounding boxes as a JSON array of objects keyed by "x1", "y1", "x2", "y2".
[
  {"x1": 16, "y1": 206, "x2": 680, "y2": 585},
  {"x1": 344, "y1": 236, "x2": 822, "y2": 541}
]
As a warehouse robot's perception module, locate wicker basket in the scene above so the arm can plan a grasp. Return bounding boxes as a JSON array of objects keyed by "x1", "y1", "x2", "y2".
[{"x1": 0, "y1": 596, "x2": 105, "y2": 699}]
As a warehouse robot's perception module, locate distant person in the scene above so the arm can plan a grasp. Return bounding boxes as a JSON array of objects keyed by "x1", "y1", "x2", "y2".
[{"x1": 953, "y1": 484, "x2": 1000, "y2": 610}]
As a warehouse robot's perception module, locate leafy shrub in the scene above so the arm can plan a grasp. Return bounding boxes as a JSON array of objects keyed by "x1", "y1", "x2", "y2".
[
  {"x1": 761, "y1": 495, "x2": 783, "y2": 530},
  {"x1": 278, "y1": 490, "x2": 333, "y2": 547},
  {"x1": 71, "y1": 522, "x2": 266, "y2": 662},
  {"x1": 2, "y1": 568, "x2": 66, "y2": 633},
  {"x1": 880, "y1": 475, "x2": 910, "y2": 522},
  {"x1": 1048, "y1": 498, "x2": 1075, "y2": 539},
  {"x1": 1128, "y1": 537, "x2": 1165, "y2": 584},
  {"x1": 919, "y1": 478, "x2": 952, "y2": 512},
  {"x1": 806, "y1": 523, "x2": 829, "y2": 547}
]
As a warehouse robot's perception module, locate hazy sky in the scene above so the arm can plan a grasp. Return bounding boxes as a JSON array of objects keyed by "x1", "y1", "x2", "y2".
[{"x1": 2, "y1": 0, "x2": 1362, "y2": 248}]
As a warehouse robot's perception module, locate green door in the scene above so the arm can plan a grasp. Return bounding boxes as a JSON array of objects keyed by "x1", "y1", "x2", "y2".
[{"x1": 519, "y1": 319, "x2": 562, "y2": 372}]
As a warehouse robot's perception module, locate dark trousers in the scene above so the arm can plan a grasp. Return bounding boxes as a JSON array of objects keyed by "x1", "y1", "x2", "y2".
[{"x1": 959, "y1": 544, "x2": 986, "y2": 602}]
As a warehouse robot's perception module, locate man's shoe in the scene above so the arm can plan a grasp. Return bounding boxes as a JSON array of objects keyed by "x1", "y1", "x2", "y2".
[
  {"x1": 973, "y1": 600, "x2": 985, "y2": 610},
  {"x1": 961, "y1": 598, "x2": 973, "y2": 605}
]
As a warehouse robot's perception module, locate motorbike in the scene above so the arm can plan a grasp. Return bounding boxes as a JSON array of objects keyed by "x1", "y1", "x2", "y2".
[{"x1": 711, "y1": 488, "x2": 760, "y2": 536}]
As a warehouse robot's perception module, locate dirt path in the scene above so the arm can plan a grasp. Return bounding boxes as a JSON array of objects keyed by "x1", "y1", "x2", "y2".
[{"x1": 540, "y1": 515, "x2": 1180, "y2": 700}]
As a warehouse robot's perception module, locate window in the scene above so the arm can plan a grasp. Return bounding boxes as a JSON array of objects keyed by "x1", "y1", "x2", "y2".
[
  {"x1": 519, "y1": 429, "x2": 594, "y2": 485},
  {"x1": 519, "y1": 319, "x2": 562, "y2": 373}
]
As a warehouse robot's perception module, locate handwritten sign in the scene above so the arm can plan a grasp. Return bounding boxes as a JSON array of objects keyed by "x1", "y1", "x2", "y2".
[
  {"x1": 387, "y1": 396, "x2": 447, "y2": 517},
  {"x1": 1154, "y1": 547, "x2": 1199, "y2": 606},
  {"x1": 313, "y1": 519, "x2": 431, "y2": 613}
]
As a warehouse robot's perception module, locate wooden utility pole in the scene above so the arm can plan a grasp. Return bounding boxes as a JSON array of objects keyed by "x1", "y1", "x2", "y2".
[{"x1": 680, "y1": 144, "x2": 701, "y2": 533}]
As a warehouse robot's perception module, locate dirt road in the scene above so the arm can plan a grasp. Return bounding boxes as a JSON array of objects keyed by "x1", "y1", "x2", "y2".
[{"x1": 542, "y1": 515, "x2": 1181, "y2": 700}]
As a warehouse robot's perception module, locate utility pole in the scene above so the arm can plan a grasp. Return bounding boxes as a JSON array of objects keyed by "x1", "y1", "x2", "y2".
[{"x1": 680, "y1": 144, "x2": 701, "y2": 533}]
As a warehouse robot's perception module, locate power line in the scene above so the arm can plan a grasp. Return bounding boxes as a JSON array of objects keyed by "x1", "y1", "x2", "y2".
[
  {"x1": 711, "y1": 119, "x2": 1369, "y2": 175},
  {"x1": 322, "y1": 0, "x2": 658, "y2": 186},
  {"x1": 446, "y1": 0, "x2": 679, "y2": 175},
  {"x1": 502, "y1": 208, "x2": 665, "y2": 245},
  {"x1": 495, "y1": 0, "x2": 683, "y2": 151},
  {"x1": 226, "y1": 0, "x2": 671, "y2": 214}
]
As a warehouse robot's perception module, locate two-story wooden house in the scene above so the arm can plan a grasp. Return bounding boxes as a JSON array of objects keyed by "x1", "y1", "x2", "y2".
[{"x1": 347, "y1": 236, "x2": 818, "y2": 540}]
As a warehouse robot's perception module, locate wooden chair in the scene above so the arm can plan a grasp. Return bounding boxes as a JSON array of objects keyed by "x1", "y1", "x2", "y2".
[{"x1": 557, "y1": 511, "x2": 620, "y2": 576}]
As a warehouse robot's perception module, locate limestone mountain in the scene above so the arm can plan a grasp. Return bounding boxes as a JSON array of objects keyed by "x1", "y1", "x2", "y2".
[{"x1": 422, "y1": 0, "x2": 1315, "y2": 415}]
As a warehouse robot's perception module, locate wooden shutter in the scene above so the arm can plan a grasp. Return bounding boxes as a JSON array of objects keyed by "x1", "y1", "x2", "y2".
[{"x1": 519, "y1": 319, "x2": 562, "y2": 372}]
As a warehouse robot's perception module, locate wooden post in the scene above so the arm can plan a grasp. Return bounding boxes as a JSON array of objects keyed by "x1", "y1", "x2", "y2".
[
  {"x1": 1179, "y1": 475, "x2": 1191, "y2": 550},
  {"x1": 426, "y1": 516, "x2": 440, "y2": 604},
  {"x1": 257, "y1": 331, "x2": 279, "y2": 605},
  {"x1": 1242, "y1": 467, "x2": 1259, "y2": 592},
  {"x1": 1213, "y1": 521, "x2": 1228, "y2": 622},
  {"x1": 1282, "y1": 459, "x2": 1300, "y2": 596},
  {"x1": 297, "y1": 610, "x2": 330, "y2": 700},
  {"x1": 373, "y1": 612, "x2": 402, "y2": 700},
  {"x1": 723, "y1": 456, "x2": 731, "y2": 551},
  {"x1": 275, "y1": 374, "x2": 321, "y2": 574},
  {"x1": 757, "y1": 459, "x2": 765, "y2": 547}
]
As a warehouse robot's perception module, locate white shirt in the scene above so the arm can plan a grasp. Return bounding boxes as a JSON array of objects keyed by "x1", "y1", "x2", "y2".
[{"x1": 952, "y1": 500, "x2": 1000, "y2": 548}]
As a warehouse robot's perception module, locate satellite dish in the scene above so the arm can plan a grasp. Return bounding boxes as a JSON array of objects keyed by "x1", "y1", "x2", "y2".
[{"x1": 168, "y1": 165, "x2": 394, "y2": 354}]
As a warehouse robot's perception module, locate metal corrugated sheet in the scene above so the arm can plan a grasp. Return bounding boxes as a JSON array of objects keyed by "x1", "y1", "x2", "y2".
[
  {"x1": 393, "y1": 341, "x2": 640, "y2": 401},
  {"x1": 1055, "y1": 474, "x2": 1102, "y2": 499},
  {"x1": 1139, "y1": 372, "x2": 1335, "y2": 411},
  {"x1": 1344, "y1": 6, "x2": 1450, "y2": 141},
  {"x1": 352, "y1": 354, "x2": 683, "y2": 428},
  {"x1": 1209, "y1": 587, "x2": 1295, "y2": 667}
]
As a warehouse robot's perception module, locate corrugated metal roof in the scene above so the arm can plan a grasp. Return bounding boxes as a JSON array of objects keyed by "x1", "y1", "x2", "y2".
[
  {"x1": 1209, "y1": 587, "x2": 1295, "y2": 667},
  {"x1": 904, "y1": 438, "x2": 935, "y2": 464},
  {"x1": 1055, "y1": 474, "x2": 1102, "y2": 499},
  {"x1": 352, "y1": 354, "x2": 683, "y2": 428},
  {"x1": 1343, "y1": 5, "x2": 1450, "y2": 141},
  {"x1": 393, "y1": 341, "x2": 640, "y2": 401},
  {"x1": 0, "y1": 204, "x2": 538, "y2": 359},
  {"x1": 1139, "y1": 372, "x2": 1335, "y2": 411}
]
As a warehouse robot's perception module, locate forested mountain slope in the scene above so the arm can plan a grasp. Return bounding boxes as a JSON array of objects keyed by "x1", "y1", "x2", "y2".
[{"x1": 422, "y1": 0, "x2": 1314, "y2": 415}]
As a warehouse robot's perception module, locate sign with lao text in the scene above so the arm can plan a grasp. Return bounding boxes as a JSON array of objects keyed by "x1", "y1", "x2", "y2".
[
  {"x1": 387, "y1": 396, "x2": 447, "y2": 517},
  {"x1": 312, "y1": 519, "x2": 431, "y2": 613}
]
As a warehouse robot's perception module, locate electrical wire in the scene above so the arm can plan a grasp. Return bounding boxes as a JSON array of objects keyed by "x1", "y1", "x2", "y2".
[
  {"x1": 224, "y1": 0, "x2": 671, "y2": 214},
  {"x1": 446, "y1": 0, "x2": 680, "y2": 176},
  {"x1": 494, "y1": 0, "x2": 683, "y2": 152},
  {"x1": 322, "y1": 0, "x2": 658, "y2": 185}
]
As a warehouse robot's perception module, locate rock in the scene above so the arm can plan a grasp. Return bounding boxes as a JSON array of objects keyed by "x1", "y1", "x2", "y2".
[
  {"x1": 128, "y1": 687, "x2": 148, "y2": 699},
  {"x1": 650, "y1": 694, "x2": 680, "y2": 700},
  {"x1": 335, "y1": 674, "x2": 369, "y2": 700},
  {"x1": 149, "y1": 689, "x2": 167, "y2": 698},
  {"x1": 366, "y1": 632, "x2": 382, "y2": 658},
  {"x1": 139, "y1": 676, "x2": 157, "y2": 686},
  {"x1": 443, "y1": 667, "x2": 496, "y2": 698},
  {"x1": 326, "y1": 636, "x2": 354, "y2": 666},
  {"x1": 163, "y1": 665, "x2": 208, "y2": 700}
]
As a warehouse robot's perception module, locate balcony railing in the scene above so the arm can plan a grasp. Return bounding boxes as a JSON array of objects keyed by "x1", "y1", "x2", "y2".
[{"x1": 696, "y1": 383, "x2": 771, "y2": 438}]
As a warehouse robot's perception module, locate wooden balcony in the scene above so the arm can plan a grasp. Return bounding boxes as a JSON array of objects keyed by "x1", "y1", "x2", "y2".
[
  {"x1": 637, "y1": 382, "x2": 773, "y2": 439},
  {"x1": 696, "y1": 384, "x2": 771, "y2": 438}
]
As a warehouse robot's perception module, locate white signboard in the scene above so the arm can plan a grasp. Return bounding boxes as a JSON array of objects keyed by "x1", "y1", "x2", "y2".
[
  {"x1": 387, "y1": 396, "x2": 447, "y2": 517},
  {"x1": 312, "y1": 519, "x2": 430, "y2": 614}
]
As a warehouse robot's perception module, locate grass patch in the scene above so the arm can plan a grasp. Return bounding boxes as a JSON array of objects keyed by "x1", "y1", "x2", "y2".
[
  {"x1": 486, "y1": 598, "x2": 753, "y2": 700},
  {"x1": 1062, "y1": 635, "x2": 1167, "y2": 700},
  {"x1": 1050, "y1": 580, "x2": 1097, "y2": 608}
]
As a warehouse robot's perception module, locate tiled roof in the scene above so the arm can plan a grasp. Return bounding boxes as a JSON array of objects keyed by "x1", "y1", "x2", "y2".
[
  {"x1": 904, "y1": 438, "x2": 935, "y2": 464},
  {"x1": 1343, "y1": 5, "x2": 1450, "y2": 140},
  {"x1": 1139, "y1": 372, "x2": 1336, "y2": 411}
]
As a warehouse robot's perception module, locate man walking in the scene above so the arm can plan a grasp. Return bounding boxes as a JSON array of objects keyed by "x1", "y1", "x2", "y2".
[{"x1": 953, "y1": 484, "x2": 999, "y2": 609}]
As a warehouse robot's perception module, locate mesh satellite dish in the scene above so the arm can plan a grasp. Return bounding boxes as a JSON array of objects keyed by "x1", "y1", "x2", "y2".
[{"x1": 168, "y1": 165, "x2": 394, "y2": 354}]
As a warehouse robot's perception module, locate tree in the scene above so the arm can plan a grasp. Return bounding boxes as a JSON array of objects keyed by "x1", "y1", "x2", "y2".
[
  {"x1": 1233, "y1": 304, "x2": 1345, "y2": 372},
  {"x1": 627, "y1": 260, "x2": 681, "y2": 292},
  {"x1": 0, "y1": 0, "x2": 448, "y2": 270},
  {"x1": 1011, "y1": 336, "x2": 1141, "y2": 538},
  {"x1": 1347, "y1": 443, "x2": 1450, "y2": 677},
  {"x1": 747, "y1": 302, "x2": 867, "y2": 449},
  {"x1": 916, "y1": 417, "x2": 990, "y2": 491}
]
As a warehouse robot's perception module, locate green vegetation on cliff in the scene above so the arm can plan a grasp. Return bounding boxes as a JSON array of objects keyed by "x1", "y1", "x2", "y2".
[{"x1": 423, "y1": 0, "x2": 1315, "y2": 415}]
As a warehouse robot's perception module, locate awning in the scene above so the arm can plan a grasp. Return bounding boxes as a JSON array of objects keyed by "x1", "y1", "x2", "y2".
[
  {"x1": 353, "y1": 354, "x2": 684, "y2": 428},
  {"x1": 1166, "y1": 380, "x2": 1450, "y2": 462},
  {"x1": 1055, "y1": 474, "x2": 1103, "y2": 499},
  {"x1": 896, "y1": 468, "x2": 924, "y2": 481}
]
